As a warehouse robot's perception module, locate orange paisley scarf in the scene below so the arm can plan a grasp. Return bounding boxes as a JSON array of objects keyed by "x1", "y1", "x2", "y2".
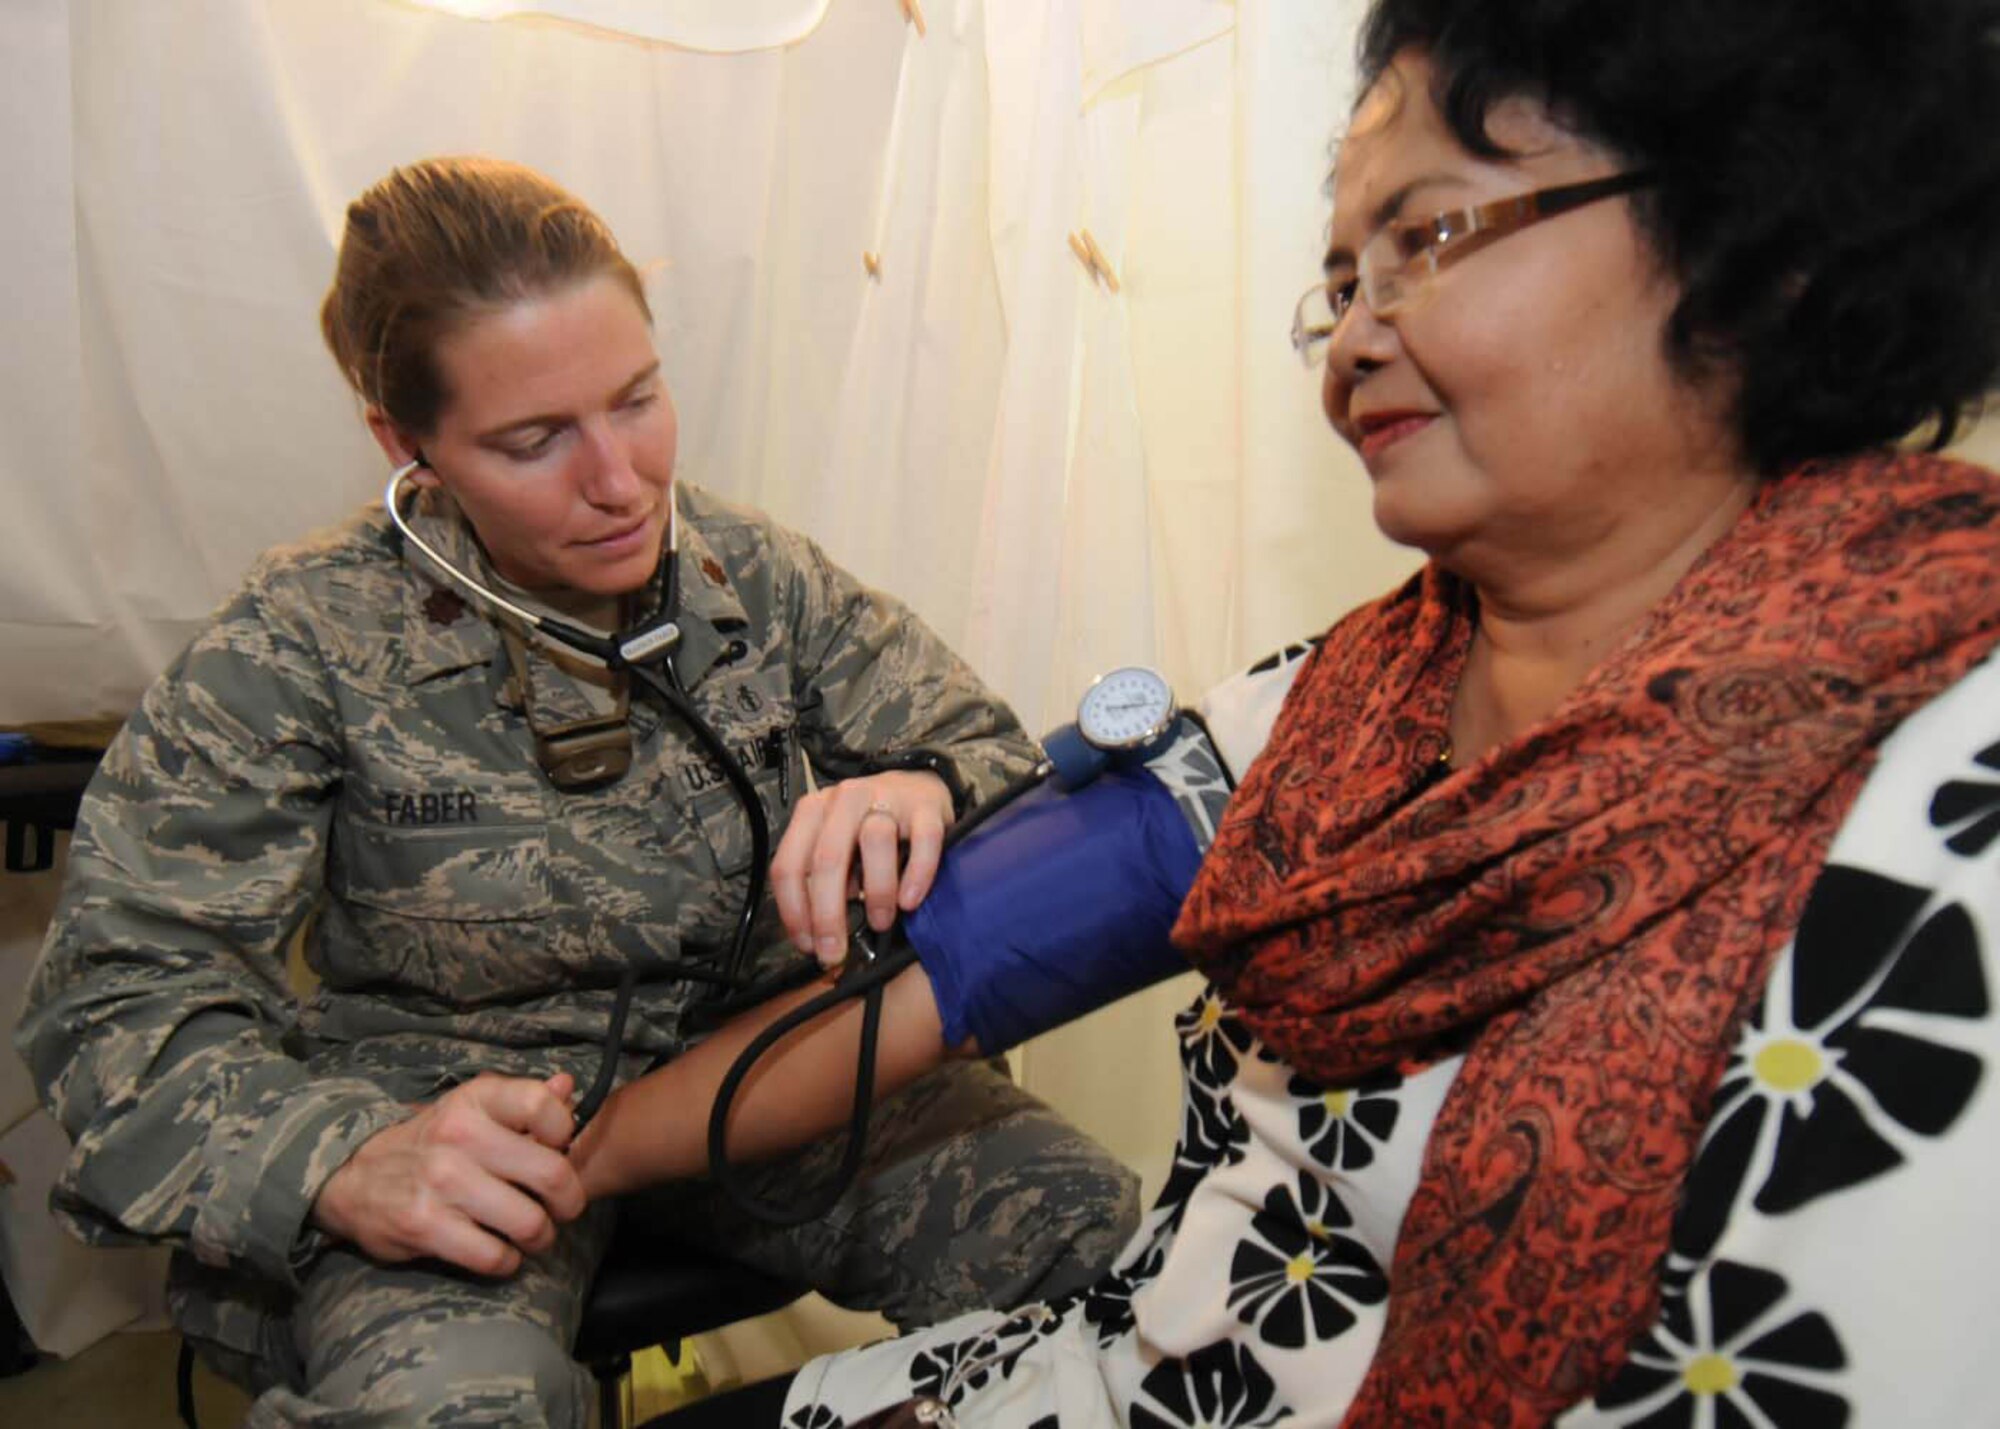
[{"x1": 1173, "y1": 452, "x2": 2000, "y2": 1426}]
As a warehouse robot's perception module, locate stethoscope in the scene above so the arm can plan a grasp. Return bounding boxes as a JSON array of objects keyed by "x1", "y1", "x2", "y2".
[
  {"x1": 384, "y1": 459, "x2": 794, "y2": 1128},
  {"x1": 386, "y1": 458, "x2": 1177, "y2": 1225}
]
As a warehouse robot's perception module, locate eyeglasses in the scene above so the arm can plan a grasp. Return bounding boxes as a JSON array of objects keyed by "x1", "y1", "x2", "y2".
[{"x1": 1290, "y1": 170, "x2": 1656, "y2": 365}]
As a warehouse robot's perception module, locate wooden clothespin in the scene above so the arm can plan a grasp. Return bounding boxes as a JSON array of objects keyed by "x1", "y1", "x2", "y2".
[
  {"x1": 1079, "y1": 229, "x2": 1120, "y2": 293},
  {"x1": 1068, "y1": 228, "x2": 1121, "y2": 293},
  {"x1": 899, "y1": 0, "x2": 927, "y2": 39},
  {"x1": 863, "y1": 251, "x2": 882, "y2": 280}
]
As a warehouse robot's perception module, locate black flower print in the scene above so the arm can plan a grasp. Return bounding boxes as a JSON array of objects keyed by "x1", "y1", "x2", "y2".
[
  {"x1": 1227, "y1": 1173, "x2": 1387, "y2": 1349},
  {"x1": 1156, "y1": 1143, "x2": 1209, "y2": 1221},
  {"x1": 1178, "y1": 988, "x2": 1264, "y2": 1093},
  {"x1": 786, "y1": 1407, "x2": 842, "y2": 1429},
  {"x1": 908, "y1": 1337, "x2": 997, "y2": 1404},
  {"x1": 1133, "y1": 1074, "x2": 1246, "y2": 1245},
  {"x1": 1929, "y1": 737, "x2": 2000, "y2": 855},
  {"x1": 1081, "y1": 1241, "x2": 1167, "y2": 1346},
  {"x1": 907, "y1": 1309, "x2": 1055, "y2": 1405},
  {"x1": 1673, "y1": 865, "x2": 1986, "y2": 1261},
  {"x1": 1151, "y1": 1049, "x2": 1252, "y2": 1239},
  {"x1": 1182, "y1": 1078, "x2": 1252, "y2": 1176},
  {"x1": 1130, "y1": 1340, "x2": 1289, "y2": 1429},
  {"x1": 1593, "y1": 1260, "x2": 1848, "y2": 1427},
  {"x1": 1149, "y1": 1136, "x2": 1222, "y2": 1243},
  {"x1": 1290, "y1": 1066, "x2": 1402, "y2": 1172}
]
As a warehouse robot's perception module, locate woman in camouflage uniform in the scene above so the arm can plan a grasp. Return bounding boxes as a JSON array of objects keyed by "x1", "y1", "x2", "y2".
[{"x1": 15, "y1": 156, "x2": 1138, "y2": 1427}]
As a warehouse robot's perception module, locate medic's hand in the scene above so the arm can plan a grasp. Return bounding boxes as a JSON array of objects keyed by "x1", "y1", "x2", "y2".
[
  {"x1": 310, "y1": 1071, "x2": 586, "y2": 1278},
  {"x1": 770, "y1": 770, "x2": 953, "y2": 969}
]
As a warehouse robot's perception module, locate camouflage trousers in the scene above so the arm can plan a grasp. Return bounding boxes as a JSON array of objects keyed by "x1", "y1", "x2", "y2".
[{"x1": 179, "y1": 1059, "x2": 1140, "y2": 1427}]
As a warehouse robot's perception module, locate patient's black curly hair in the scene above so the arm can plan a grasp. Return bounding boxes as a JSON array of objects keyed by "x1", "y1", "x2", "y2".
[{"x1": 1357, "y1": 0, "x2": 2000, "y2": 475}]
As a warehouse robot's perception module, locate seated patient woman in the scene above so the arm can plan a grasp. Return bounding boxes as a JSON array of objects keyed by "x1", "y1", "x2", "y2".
[
  {"x1": 14, "y1": 157, "x2": 1138, "y2": 1425},
  {"x1": 650, "y1": 0, "x2": 2000, "y2": 1424}
]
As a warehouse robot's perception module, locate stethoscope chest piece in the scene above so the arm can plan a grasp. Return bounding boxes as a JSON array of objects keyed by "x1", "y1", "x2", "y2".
[
  {"x1": 536, "y1": 721, "x2": 634, "y2": 792},
  {"x1": 616, "y1": 620, "x2": 682, "y2": 666}
]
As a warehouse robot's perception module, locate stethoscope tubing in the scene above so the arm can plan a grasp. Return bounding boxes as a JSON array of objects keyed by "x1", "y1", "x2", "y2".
[
  {"x1": 382, "y1": 460, "x2": 1158, "y2": 1226},
  {"x1": 701, "y1": 760, "x2": 1052, "y2": 1226},
  {"x1": 383, "y1": 461, "x2": 778, "y2": 1127},
  {"x1": 700, "y1": 717, "x2": 1229, "y2": 1226}
]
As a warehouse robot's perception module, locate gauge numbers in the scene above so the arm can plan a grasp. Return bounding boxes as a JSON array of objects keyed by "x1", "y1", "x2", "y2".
[{"x1": 1076, "y1": 666, "x2": 1176, "y2": 751}]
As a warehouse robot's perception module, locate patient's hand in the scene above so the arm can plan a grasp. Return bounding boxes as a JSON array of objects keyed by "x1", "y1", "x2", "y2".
[{"x1": 770, "y1": 770, "x2": 953, "y2": 968}]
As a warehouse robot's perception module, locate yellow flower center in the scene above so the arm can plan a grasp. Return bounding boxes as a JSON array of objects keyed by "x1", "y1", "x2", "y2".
[
  {"x1": 1321, "y1": 1089, "x2": 1353, "y2": 1118},
  {"x1": 1754, "y1": 1038, "x2": 1825, "y2": 1093},
  {"x1": 1286, "y1": 1253, "x2": 1316, "y2": 1284},
  {"x1": 1683, "y1": 1354, "x2": 1739, "y2": 1396},
  {"x1": 1198, "y1": 1000, "x2": 1222, "y2": 1033}
]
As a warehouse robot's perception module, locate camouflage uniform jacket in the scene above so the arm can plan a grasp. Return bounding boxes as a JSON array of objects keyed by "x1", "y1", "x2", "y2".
[{"x1": 15, "y1": 480, "x2": 1037, "y2": 1294}]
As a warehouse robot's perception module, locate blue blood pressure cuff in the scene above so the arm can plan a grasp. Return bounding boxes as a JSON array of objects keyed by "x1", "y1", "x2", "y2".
[{"x1": 902, "y1": 722, "x2": 1233, "y2": 1055}]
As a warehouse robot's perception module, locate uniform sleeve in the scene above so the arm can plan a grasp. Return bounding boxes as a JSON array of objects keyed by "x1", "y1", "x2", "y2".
[
  {"x1": 13, "y1": 576, "x2": 408, "y2": 1288},
  {"x1": 766, "y1": 524, "x2": 1040, "y2": 812}
]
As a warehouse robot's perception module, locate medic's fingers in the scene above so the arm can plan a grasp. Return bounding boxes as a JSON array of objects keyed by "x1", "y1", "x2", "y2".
[
  {"x1": 467, "y1": 1125, "x2": 588, "y2": 1227},
  {"x1": 898, "y1": 803, "x2": 948, "y2": 912},
  {"x1": 425, "y1": 1213, "x2": 525, "y2": 1280},
  {"x1": 439, "y1": 1156, "x2": 563, "y2": 1259},
  {"x1": 773, "y1": 772, "x2": 955, "y2": 963},
  {"x1": 456, "y1": 1072, "x2": 577, "y2": 1152},
  {"x1": 771, "y1": 793, "x2": 832, "y2": 953},
  {"x1": 806, "y1": 790, "x2": 868, "y2": 963},
  {"x1": 856, "y1": 801, "x2": 904, "y2": 931},
  {"x1": 427, "y1": 1083, "x2": 587, "y2": 1220}
]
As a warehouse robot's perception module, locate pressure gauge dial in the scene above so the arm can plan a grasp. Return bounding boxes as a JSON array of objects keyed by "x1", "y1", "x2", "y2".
[{"x1": 1076, "y1": 666, "x2": 1177, "y2": 752}]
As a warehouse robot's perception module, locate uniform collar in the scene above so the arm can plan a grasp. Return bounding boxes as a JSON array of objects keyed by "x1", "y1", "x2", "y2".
[
  {"x1": 397, "y1": 489, "x2": 502, "y2": 685},
  {"x1": 394, "y1": 484, "x2": 751, "y2": 691},
  {"x1": 665, "y1": 493, "x2": 752, "y2": 689}
]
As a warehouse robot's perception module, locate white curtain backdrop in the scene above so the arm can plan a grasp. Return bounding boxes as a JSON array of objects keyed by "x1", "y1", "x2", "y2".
[
  {"x1": 0, "y1": 0, "x2": 1419, "y2": 732},
  {"x1": 0, "y1": 0, "x2": 1439, "y2": 1358},
  {"x1": 6, "y1": 0, "x2": 1997, "y2": 1366}
]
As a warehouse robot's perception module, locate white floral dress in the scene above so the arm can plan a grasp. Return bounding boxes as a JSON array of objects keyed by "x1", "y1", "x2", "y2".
[{"x1": 786, "y1": 652, "x2": 2000, "y2": 1428}]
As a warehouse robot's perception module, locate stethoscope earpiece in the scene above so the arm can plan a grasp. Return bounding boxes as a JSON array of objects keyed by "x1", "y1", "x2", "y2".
[
  {"x1": 382, "y1": 461, "x2": 619, "y2": 658},
  {"x1": 381, "y1": 460, "x2": 679, "y2": 672}
]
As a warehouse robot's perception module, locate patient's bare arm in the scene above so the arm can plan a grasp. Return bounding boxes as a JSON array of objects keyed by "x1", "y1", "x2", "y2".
[{"x1": 568, "y1": 961, "x2": 968, "y2": 1201}]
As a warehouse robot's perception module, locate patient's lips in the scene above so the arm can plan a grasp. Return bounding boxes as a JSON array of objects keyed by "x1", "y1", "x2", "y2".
[{"x1": 1352, "y1": 408, "x2": 1436, "y2": 464}]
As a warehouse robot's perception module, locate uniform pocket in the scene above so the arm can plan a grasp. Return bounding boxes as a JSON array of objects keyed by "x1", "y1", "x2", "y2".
[
  {"x1": 690, "y1": 767, "x2": 785, "y2": 878},
  {"x1": 324, "y1": 821, "x2": 557, "y2": 1003},
  {"x1": 335, "y1": 821, "x2": 554, "y2": 922}
]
